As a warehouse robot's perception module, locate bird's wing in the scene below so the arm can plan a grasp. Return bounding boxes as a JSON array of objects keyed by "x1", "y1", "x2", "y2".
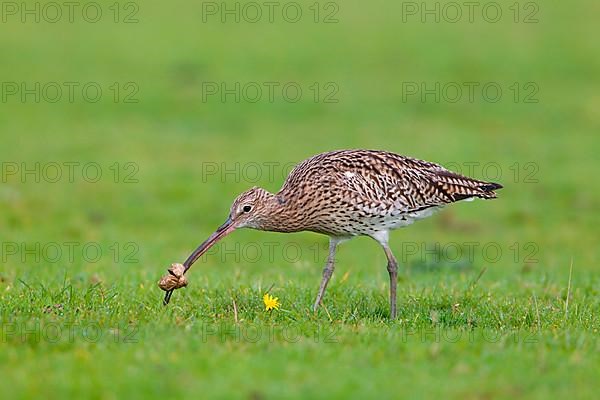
[{"x1": 278, "y1": 150, "x2": 501, "y2": 213}]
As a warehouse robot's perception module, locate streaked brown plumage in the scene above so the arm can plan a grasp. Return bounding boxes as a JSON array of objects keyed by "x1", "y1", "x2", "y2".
[{"x1": 163, "y1": 149, "x2": 503, "y2": 317}]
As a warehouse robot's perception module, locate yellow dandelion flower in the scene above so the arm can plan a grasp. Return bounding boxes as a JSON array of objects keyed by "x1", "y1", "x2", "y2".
[{"x1": 263, "y1": 293, "x2": 280, "y2": 311}]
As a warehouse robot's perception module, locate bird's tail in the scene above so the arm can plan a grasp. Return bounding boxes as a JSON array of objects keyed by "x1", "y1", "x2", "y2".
[
  {"x1": 475, "y1": 182, "x2": 503, "y2": 199},
  {"x1": 433, "y1": 170, "x2": 503, "y2": 202}
]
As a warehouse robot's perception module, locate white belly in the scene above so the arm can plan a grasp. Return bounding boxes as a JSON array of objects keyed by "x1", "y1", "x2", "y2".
[
  {"x1": 334, "y1": 206, "x2": 444, "y2": 236},
  {"x1": 386, "y1": 206, "x2": 443, "y2": 229}
]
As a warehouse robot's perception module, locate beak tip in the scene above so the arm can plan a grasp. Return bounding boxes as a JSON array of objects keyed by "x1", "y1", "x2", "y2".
[{"x1": 163, "y1": 291, "x2": 171, "y2": 305}]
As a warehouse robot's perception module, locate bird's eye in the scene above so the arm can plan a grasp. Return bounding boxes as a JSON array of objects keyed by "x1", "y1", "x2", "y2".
[{"x1": 242, "y1": 205, "x2": 252, "y2": 213}]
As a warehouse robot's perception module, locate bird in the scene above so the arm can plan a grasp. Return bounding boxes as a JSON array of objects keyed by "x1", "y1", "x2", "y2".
[{"x1": 161, "y1": 149, "x2": 502, "y2": 318}]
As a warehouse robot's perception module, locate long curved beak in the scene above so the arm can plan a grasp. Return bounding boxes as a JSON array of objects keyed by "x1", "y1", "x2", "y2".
[
  {"x1": 182, "y1": 217, "x2": 237, "y2": 271},
  {"x1": 163, "y1": 217, "x2": 237, "y2": 305}
]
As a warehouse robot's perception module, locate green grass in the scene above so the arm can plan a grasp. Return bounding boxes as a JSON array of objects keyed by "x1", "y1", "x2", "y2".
[{"x1": 1, "y1": 0, "x2": 599, "y2": 398}]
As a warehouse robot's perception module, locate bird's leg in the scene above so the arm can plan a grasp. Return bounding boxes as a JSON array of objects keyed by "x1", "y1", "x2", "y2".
[
  {"x1": 382, "y1": 245, "x2": 399, "y2": 319},
  {"x1": 313, "y1": 238, "x2": 339, "y2": 312}
]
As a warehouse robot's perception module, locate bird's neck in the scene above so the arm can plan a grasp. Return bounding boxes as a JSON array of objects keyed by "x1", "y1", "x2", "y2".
[{"x1": 255, "y1": 192, "x2": 303, "y2": 233}]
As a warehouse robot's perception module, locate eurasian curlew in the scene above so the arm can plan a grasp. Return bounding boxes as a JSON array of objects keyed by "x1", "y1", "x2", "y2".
[{"x1": 160, "y1": 149, "x2": 503, "y2": 318}]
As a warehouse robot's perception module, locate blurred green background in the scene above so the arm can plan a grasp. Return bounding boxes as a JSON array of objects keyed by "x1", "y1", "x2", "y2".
[{"x1": 1, "y1": 0, "x2": 599, "y2": 399}]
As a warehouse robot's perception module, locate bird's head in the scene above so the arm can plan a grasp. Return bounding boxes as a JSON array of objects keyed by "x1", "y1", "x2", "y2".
[
  {"x1": 181, "y1": 186, "x2": 274, "y2": 269},
  {"x1": 228, "y1": 186, "x2": 273, "y2": 229}
]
